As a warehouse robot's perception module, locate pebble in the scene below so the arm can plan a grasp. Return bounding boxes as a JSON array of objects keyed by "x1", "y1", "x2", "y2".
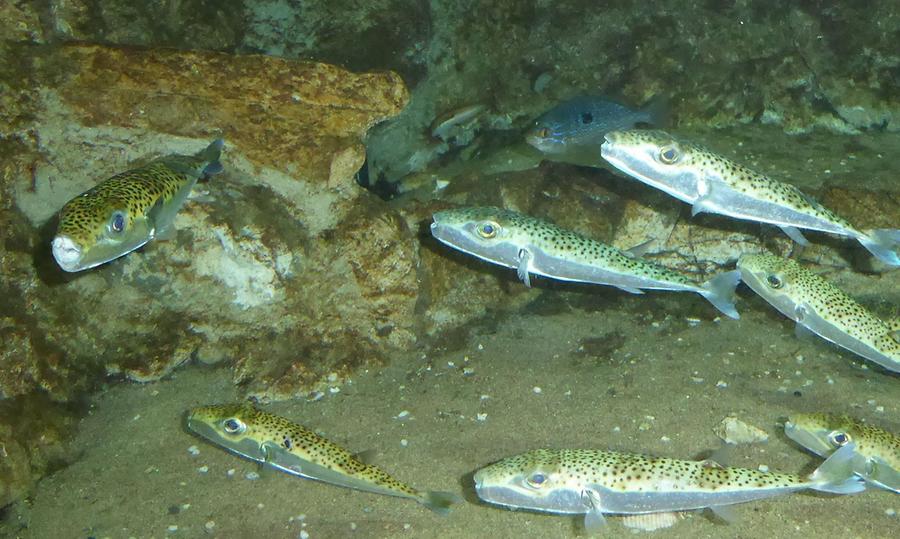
[
  {"x1": 226, "y1": 468, "x2": 236, "y2": 478},
  {"x1": 299, "y1": 531, "x2": 310, "y2": 539},
  {"x1": 245, "y1": 471, "x2": 260, "y2": 480},
  {"x1": 532, "y1": 386, "x2": 542, "y2": 394},
  {"x1": 480, "y1": 394, "x2": 490, "y2": 401},
  {"x1": 167, "y1": 525, "x2": 178, "y2": 533},
  {"x1": 197, "y1": 465, "x2": 209, "y2": 474},
  {"x1": 714, "y1": 416, "x2": 769, "y2": 444},
  {"x1": 885, "y1": 508, "x2": 896, "y2": 517},
  {"x1": 400, "y1": 439, "x2": 409, "y2": 447},
  {"x1": 715, "y1": 380, "x2": 728, "y2": 388},
  {"x1": 329, "y1": 387, "x2": 341, "y2": 394},
  {"x1": 395, "y1": 410, "x2": 411, "y2": 420},
  {"x1": 350, "y1": 522, "x2": 357, "y2": 530},
  {"x1": 758, "y1": 464, "x2": 770, "y2": 473},
  {"x1": 462, "y1": 367, "x2": 475, "y2": 376},
  {"x1": 205, "y1": 521, "x2": 216, "y2": 531},
  {"x1": 476, "y1": 413, "x2": 488, "y2": 422},
  {"x1": 477, "y1": 343, "x2": 484, "y2": 350},
  {"x1": 187, "y1": 445, "x2": 200, "y2": 456}
]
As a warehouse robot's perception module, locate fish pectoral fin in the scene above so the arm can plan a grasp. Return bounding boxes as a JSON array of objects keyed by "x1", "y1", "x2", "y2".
[
  {"x1": 615, "y1": 285, "x2": 645, "y2": 295},
  {"x1": 153, "y1": 225, "x2": 176, "y2": 241},
  {"x1": 780, "y1": 225, "x2": 810, "y2": 246},
  {"x1": 516, "y1": 248, "x2": 534, "y2": 288},
  {"x1": 258, "y1": 442, "x2": 283, "y2": 478},
  {"x1": 690, "y1": 196, "x2": 716, "y2": 217},
  {"x1": 794, "y1": 321, "x2": 817, "y2": 341},
  {"x1": 581, "y1": 490, "x2": 607, "y2": 535},
  {"x1": 708, "y1": 504, "x2": 738, "y2": 524}
]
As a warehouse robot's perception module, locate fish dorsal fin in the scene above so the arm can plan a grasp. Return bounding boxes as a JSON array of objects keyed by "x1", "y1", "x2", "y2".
[
  {"x1": 623, "y1": 238, "x2": 655, "y2": 258},
  {"x1": 354, "y1": 449, "x2": 378, "y2": 465}
]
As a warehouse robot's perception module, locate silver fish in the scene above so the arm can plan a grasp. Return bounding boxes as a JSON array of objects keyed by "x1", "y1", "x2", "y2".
[
  {"x1": 738, "y1": 253, "x2": 899, "y2": 373},
  {"x1": 431, "y1": 206, "x2": 741, "y2": 319},
  {"x1": 474, "y1": 445, "x2": 864, "y2": 534},
  {"x1": 600, "y1": 130, "x2": 900, "y2": 266},
  {"x1": 785, "y1": 413, "x2": 900, "y2": 493}
]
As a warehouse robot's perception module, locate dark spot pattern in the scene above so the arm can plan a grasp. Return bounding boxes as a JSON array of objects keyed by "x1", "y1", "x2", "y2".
[
  {"x1": 436, "y1": 207, "x2": 701, "y2": 288},
  {"x1": 188, "y1": 404, "x2": 423, "y2": 500},
  {"x1": 479, "y1": 448, "x2": 809, "y2": 494},
  {"x1": 789, "y1": 413, "x2": 900, "y2": 471}
]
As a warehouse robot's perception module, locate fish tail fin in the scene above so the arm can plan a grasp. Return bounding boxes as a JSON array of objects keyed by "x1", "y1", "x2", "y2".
[
  {"x1": 808, "y1": 442, "x2": 867, "y2": 494},
  {"x1": 699, "y1": 269, "x2": 741, "y2": 319},
  {"x1": 197, "y1": 138, "x2": 225, "y2": 177},
  {"x1": 640, "y1": 94, "x2": 670, "y2": 128},
  {"x1": 858, "y1": 229, "x2": 900, "y2": 266},
  {"x1": 421, "y1": 490, "x2": 461, "y2": 515}
]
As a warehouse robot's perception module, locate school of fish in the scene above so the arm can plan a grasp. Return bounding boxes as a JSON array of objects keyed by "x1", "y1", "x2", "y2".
[{"x1": 46, "y1": 91, "x2": 897, "y2": 535}]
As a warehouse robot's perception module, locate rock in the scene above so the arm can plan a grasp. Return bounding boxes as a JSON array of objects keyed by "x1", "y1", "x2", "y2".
[{"x1": 714, "y1": 416, "x2": 770, "y2": 445}]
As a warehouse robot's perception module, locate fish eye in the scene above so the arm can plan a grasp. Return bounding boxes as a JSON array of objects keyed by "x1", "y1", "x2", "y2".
[
  {"x1": 658, "y1": 145, "x2": 680, "y2": 164},
  {"x1": 222, "y1": 417, "x2": 246, "y2": 434},
  {"x1": 828, "y1": 431, "x2": 851, "y2": 447},
  {"x1": 109, "y1": 211, "x2": 126, "y2": 233},
  {"x1": 537, "y1": 127, "x2": 550, "y2": 138},
  {"x1": 580, "y1": 112, "x2": 593, "y2": 124},
  {"x1": 526, "y1": 473, "x2": 547, "y2": 488},
  {"x1": 766, "y1": 274, "x2": 783, "y2": 289},
  {"x1": 476, "y1": 221, "x2": 500, "y2": 239}
]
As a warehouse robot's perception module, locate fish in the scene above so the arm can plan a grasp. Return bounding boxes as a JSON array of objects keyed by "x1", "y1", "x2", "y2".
[
  {"x1": 785, "y1": 413, "x2": 899, "y2": 493},
  {"x1": 430, "y1": 104, "x2": 486, "y2": 142},
  {"x1": 737, "y1": 253, "x2": 900, "y2": 373},
  {"x1": 186, "y1": 403, "x2": 460, "y2": 514},
  {"x1": 600, "y1": 130, "x2": 900, "y2": 266},
  {"x1": 473, "y1": 445, "x2": 864, "y2": 534},
  {"x1": 430, "y1": 206, "x2": 741, "y2": 319},
  {"x1": 526, "y1": 95, "x2": 666, "y2": 164},
  {"x1": 51, "y1": 139, "x2": 225, "y2": 272}
]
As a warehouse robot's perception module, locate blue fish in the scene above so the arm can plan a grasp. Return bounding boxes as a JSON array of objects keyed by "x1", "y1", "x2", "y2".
[{"x1": 526, "y1": 95, "x2": 666, "y2": 164}]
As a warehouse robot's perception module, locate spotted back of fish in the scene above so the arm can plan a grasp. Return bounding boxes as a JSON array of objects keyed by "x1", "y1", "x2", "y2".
[
  {"x1": 787, "y1": 413, "x2": 899, "y2": 471},
  {"x1": 738, "y1": 254, "x2": 897, "y2": 357},
  {"x1": 478, "y1": 448, "x2": 808, "y2": 493},
  {"x1": 606, "y1": 130, "x2": 856, "y2": 230},
  {"x1": 433, "y1": 206, "x2": 698, "y2": 287},
  {"x1": 188, "y1": 403, "x2": 421, "y2": 499},
  {"x1": 56, "y1": 150, "x2": 216, "y2": 248}
]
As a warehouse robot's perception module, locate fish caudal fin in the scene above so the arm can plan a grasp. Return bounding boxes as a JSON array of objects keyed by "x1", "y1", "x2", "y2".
[
  {"x1": 699, "y1": 270, "x2": 741, "y2": 319},
  {"x1": 198, "y1": 138, "x2": 225, "y2": 177},
  {"x1": 421, "y1": 491, "x2": 462, "y2": 515},
  {"x1": 858, "y1": 229, "x2": 900, "y2": 266},
  {"x1": 808, "y1": 442, "x2": 867, "y2": 494}
]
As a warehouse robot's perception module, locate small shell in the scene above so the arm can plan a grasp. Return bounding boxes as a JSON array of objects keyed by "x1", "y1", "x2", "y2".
[{"x1": 714, "y1": 416, "x2": 769, "y2": 444}]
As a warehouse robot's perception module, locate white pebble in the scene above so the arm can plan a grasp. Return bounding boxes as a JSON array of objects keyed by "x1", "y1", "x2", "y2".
[
  {"x1": 660, "y1": 436, "x2": 671, "y2": 442},
  {"x1": 480, "y1": 394, "x2": 490, "y2": 401},
  {"x1": 826, "y1": 378, "x2": 834, "y2": 385},
  {"x1": 205, "y1": 521, "x2": 216, "y2": 531},
  {"x1": 476, "y1": 413, "x2": 488, "y2": 422},
  {"x1": 350, "y1": 522, "x2": 357, "y2": 530},
  {"x1": 197, "y1": 465, "x2": 209, "y2": 474},
  {"x1": 885, "y1": 508, "x2": 896, "y2": 516},
  {"x1": 396, "y1": 410, "x2": 410, "y2": 420},
  {"x1": 329, "y1": 386, "x2": 340, "y2": 394},
  {"x1": 133, "y1": 414, "x2": 141, "y2": 421},
  {"x1": 167, "y1": 525, "x2": 178, "y2": 533},
  {"x1": 245, "y1": 471, "x2": 260, "y2": 480},
  {"x1": 758, "y1": 464, "x2": 770, "y2": 473},
  {"x1": 875, "y1": 406, "x2": 884, "y2": 413},
  {"x1": 477, "y1": 343, "x2": 484, "y2": 350},
  {"x1": 297, "y1": 514, "x2": 306, "y2": 521},
  {"x1": 257, "y1": 503, "x2": 265, "y2": 509},
  {"x1": 715, "y1": 380, "x2": 728, "y2": 388},
  {"x1": 403, "y1": 524, "x2": 411, "y2": 530},
  {"x1": 400, "y1": 439, "x2": 409, "y2": 447},
  {"x1": 187, "y1": 445, "x2": 200, "y2": 456},
  {"x1": 462, "y1": 367, "x2": 475, "y2": 376},
  {"x1": 226, "y1": 468, "x2": 236, "y2": 478},
  {"x1": 532, "y1": 386, "x2": 542, "y2": 394},
  {"x1": 327, "y1": 372, "x2": 338, "y2": 382},
  {"x1": 300, "y1": 531, "x2": 310, "y2": 539}
]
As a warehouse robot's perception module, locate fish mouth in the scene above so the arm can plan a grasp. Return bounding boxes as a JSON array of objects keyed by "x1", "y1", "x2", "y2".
[{"x1": 51, "y1": 235, "x2": 84, "y2": 272}]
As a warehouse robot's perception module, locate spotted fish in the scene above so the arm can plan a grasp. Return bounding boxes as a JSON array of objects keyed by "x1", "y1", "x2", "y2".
[
  {"x1": 186, "y1": 403, "x2": 459, "y2": 514},
  {"x1": 474, "y1": 446, "x2": 864, "y2": 534},
  {"x1": 431, "y1": 206, "x2": 741, "y2": 319},
  {"x1": 600, "y1": 130, "x2": 900, "y2": 266},
  {"x1": 785, "y1": 413, "x2": 899, "y2": 493},
  {"x1": 51, "y1": 139, "x2": 224, "y2": 272},
  {"x1": 737, "y1": 254, "x2": 899, "y2": 373}
]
